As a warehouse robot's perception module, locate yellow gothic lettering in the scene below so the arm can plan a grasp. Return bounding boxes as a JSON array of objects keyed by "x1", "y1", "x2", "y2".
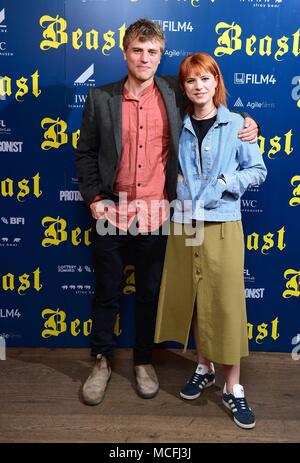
[
  {"x1": 15, "y1": 77, "x2": 29, "y2": 102},
  {"x1": 41, "y1": 309, "x2": 67, "y2": 338},
  {"x1": 102, "y1": 30, "x2": 116, "y2": 56},
  {"x1": 261, "y1": 226, "x2": 286, "y2": 255},
  {"x1": 2, "y1": 273, "x2": 14, "y2": 292},
  {"x1": 0, "y1": 76, "x2": 12, "y2": 97},
  {"x1": 72, "y1": 227, "x2": 82, "y2": 246},
  {"x1": 114, "y1": 314, "x2": 122, "y2": 336},
  {"x1": 72, "y1": 29, "x2": 83, "y2": 50},
  {"x1": 290, "y1": 175, "x2": 300, "y2": 206},
  {"x1": 260, "y1": 233, "x2": 274, "y2": 255},
  {"x1": 1, "y1": 268, "x2": 42, "y2": 295},
  {"x1": 247, "y1": 322, "x2": 253, "y2": 341},
  {"x1": 282, "y1": 269, "x2": 300, "y2": 298},
  {"x1": 86, "y1": 29, "x2": 99, "y2": 50},
  {"x1": 71, "y1": 319, "x2": 81, "y2": 336},
  {"x1": 258, "y1": 130, "x2": 293, "y2": 159},
  {"x1": 1, "y1": 178, "x2": 14, "y2": 198},
  {"x1": 247, "y1": 318, "x2": 280, "y2": 343},
  {"x1": 259, "y1": 36, "x2": 272, "y2": 56},
  {"x1": 292, "y1": 29, "x2": 300, "y2": 58},
  {"x1": 84, "y1": 229, "x2": 92, "y2": 246},
  {"x1": 214, "y1": 22, "x2": 242, "y2": 57},
  {"x1": 247, "y1": 232, "x2": 259, "y2": 251},
  {"x1": 0, "y1": 173, "x2": 42, "y2": 202},
  {"x1": 18, "y1": 273, "x2": 31, "y2": 295},
  {"x1": 83, "y1": 319, "x2": 92, "y2": 336},
  {"x1": 41, "y1": 216, "x2": 68, "y2": 247},
  {"x1": 17, "y1": 179, "x2": 30, "y2": 202},
  {"x1": 40, "y1": 15, "x2": 68, "y2": 50},
  {"x1": 41, "y1": 117, "x2": 68, "y2": 150},
  {"x1": 245, "y1": 35, "x2": 256, "y2": 56},
  {"x1": 271, "y1": 317, "x2": 280, "y2": 341},
  {"x1": 72, "y1": 130, "x2": 80, "y2": 150},
  {"x1": 31, "y1": 70, "x2": 42, "y2": 98},
  {"x1": 123, "y1": 265, "x2": 136, "y2": 294},
  {"x1": 255, "y1": 322, "x2": 268, "y2": 344},
  {"x1": 118, "y1": 23, "x2": 126, "y2": 51},
  {"x1": 32, "y1": 172, "x2": 43, "y2": 199},
  {"x1": 275, "y1": 36, "x2": 289, "y2": 61},
  {"x1": 33, "y1": 267, "x2": 43, "y2": 292}
]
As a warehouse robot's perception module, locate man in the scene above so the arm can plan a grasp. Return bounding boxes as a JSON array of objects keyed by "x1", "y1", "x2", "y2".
[{"x1": 76, "y1": 18, "x2": 258, "y2": 405}]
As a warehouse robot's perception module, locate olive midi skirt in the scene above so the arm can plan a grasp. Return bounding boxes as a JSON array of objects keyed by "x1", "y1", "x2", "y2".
[{"x1": 154, "y1": 221, "x2": 249, "y2": 365}]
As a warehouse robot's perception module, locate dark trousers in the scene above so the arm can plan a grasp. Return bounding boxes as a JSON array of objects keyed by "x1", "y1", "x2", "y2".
[{"x1": 90, "y1": 224, "x2": 167, "y2": 365}]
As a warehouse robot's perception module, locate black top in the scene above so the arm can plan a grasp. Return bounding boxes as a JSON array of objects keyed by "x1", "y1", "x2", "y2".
[{"x1": 191, "y1": 114, "x2": 217, "y2": 170}]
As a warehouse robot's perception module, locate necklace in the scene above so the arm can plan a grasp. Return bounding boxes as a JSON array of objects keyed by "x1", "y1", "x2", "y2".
[{"x1": 192, "y1": 106, "x2": 217, "y2": 120}]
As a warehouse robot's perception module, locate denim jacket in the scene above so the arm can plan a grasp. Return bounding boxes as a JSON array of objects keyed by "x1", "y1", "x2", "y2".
[{"x1": 173, "y1": 105, "x2": 267, "y2": 223}]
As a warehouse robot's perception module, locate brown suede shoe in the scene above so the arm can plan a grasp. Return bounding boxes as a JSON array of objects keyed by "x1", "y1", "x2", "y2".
[
  {"x1": 81, "y1": 354, "x2": 111, "y2": 405},
  {"x1": 134, "y1": 364, "x2": 159, "y2": 399}
]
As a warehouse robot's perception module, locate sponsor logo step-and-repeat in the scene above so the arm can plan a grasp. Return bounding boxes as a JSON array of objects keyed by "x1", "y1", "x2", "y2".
[{"x1": 0, "y1": 0, "x2": 299, "y2": 352}]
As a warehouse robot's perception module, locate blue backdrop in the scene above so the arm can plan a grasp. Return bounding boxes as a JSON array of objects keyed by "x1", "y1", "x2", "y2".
[{"x1": 0, "y1": 0, "x2": 299, "y2": 353}]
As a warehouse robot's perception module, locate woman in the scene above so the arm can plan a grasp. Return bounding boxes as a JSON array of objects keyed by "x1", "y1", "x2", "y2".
[{"x1": 154, "y1": 52, "x2": 267, "y2": 429}]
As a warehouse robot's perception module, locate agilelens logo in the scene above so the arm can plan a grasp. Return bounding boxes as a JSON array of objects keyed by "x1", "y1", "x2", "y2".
[{"x1": 233, "y1": 97, "x2": 275, "y2": 110}]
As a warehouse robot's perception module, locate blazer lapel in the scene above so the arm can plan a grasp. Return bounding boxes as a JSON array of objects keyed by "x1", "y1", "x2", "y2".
[
  {"x1": 108, "y1": 79, "x2": 125, "y2": 159},
  {"x1": 154, "y1": 76, "x2": 181, "y2": 149}
]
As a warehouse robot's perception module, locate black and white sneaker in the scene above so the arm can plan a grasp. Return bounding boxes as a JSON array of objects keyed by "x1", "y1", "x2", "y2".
[
  {"x1": 222, "y1": 384, "x2": 256, "y2": 429},
  {"x1": 180, "y1": 363, "x2": 215, "y2": 400}
]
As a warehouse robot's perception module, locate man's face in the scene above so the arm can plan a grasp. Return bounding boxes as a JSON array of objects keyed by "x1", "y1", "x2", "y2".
[{"x1": 123, "y1": 37, "x2": 163, "y2": 83}]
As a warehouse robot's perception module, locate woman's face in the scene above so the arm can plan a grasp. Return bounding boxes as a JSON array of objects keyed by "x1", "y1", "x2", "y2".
[{"x1": 183, "y1": 71, "x2": 218, "y2": 109}]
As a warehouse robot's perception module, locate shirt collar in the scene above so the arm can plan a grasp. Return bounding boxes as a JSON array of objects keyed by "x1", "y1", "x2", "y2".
[{"x1": 123, "y1": 80, "x2": 156, "y2": 100}]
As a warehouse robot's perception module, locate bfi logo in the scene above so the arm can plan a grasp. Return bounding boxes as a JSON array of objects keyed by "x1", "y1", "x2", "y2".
[
  {"x1": 1, "y1": 217, "x2": 25, "y2": 225},
  {"x1": 10, "y1": 217, "x2": 25, "y2": 225}
]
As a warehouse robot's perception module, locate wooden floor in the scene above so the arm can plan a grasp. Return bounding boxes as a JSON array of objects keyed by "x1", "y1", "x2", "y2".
[{"x1": 0, "y1": 348, "x2": 299, "y2": 443}]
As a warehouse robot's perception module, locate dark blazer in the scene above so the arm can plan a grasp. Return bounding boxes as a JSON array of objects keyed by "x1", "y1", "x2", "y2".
[{"x1": 76, "y1": 76, "x2": 186, "y2": 206}]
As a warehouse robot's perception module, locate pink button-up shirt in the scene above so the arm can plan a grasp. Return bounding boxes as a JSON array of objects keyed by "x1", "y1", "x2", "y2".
[{"x1": 101, "y1": 82, "x2": 170, "y2": 232}]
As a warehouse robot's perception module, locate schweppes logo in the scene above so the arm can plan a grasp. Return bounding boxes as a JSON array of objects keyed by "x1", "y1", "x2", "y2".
[
  {"x1": 39, "y1": 15, "x2": 126, "y2": 55},
  {"x1": 214, "y1": 21, "x2": 300, "y2": 61}
]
